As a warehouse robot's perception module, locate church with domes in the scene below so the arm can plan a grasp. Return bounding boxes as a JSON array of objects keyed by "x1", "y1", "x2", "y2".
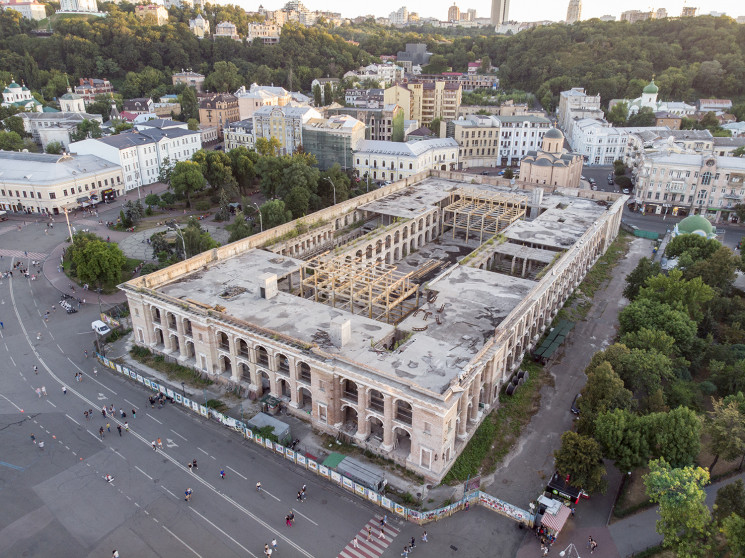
[
  {"x1": 519, "y1": 127, "x2": 584, "y2": 188},
  {"x1": 609, "y1": 78, "x2": 696, "y2": 117},
  {"x1": 2, "y1": 78, "x2": 42, "y2": 112}
]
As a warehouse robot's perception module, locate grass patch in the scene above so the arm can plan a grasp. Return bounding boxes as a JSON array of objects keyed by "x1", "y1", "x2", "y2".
[
  {"x1": 129, "y1": 346, "x2": 213, "y2": 387},
  {"x1": 444, "y1": 361, "x2": 546, "y2": 483},
  {"x1": 206, "y1": 399, "x2": 228, "y2": 413},
  {"x1": 105, "y1": 327, "x2": 132, "y2": 343}
]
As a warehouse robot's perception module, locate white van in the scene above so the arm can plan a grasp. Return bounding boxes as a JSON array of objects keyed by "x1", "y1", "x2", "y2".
[{"x1": 91, "y1": 320, "x2": 111, "y2": 336}]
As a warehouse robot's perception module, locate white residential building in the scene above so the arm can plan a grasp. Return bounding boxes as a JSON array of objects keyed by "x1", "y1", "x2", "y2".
[
  {"x1": 353, "y1": 138, "x2": 459, "y2": 182},
  {"x1": 69, "y1": 127, "x2": 201, "y2": 192},
  {"x1": 16, "y1": 111, "x2": 103, "y2": 150},
  {"x1": 0, "y1": 152, "x2": 123, "y2": 215},
  {"x1": 59, "y1": 0, "x2": 97, "y2": 12},
  {"x1": 215, "y1": 21, "x2": 240, "y2": 41},
  {"x1": 634, "y1": 151, "x2": 745, "y2": 222},
  {"x1": 234, "y1": 84, "x2": 292, "y2": 120},
  {"x1": 247, "y1": 22, "x2": 281, "y2": 44},
  {"x1": 344, "y1": 64, "x2": 405, "y2": 87},
  {"x1": 189, "y1": 14, "x2": 210, "y2": 39},
  {"x1": 557, "y1": 87, "x2": 602, "y2": 140},
  {"x1": 224, "y1": 119, "x2": 255, "y2": 151},
  {"x1": 497, "y1": 115, "x2": 552, "y2": 166},
  {"x1": 0, "y1": 0, "x2": 46, "y2": 20},
  {"x1": 389, "y1": 6, "x2": 408, "y2": 25}
]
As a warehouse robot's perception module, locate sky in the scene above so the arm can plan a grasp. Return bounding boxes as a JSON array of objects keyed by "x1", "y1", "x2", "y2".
[{"x1": 231, "y1": 0, "x2": 745, "y2": 22}]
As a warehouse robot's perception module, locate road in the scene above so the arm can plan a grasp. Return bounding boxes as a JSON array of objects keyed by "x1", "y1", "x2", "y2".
[{"x1": 0, "y1": 204, "x2": 526, "y2": 557}]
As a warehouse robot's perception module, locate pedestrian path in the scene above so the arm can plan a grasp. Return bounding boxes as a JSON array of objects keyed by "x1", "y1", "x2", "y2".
[
  {"x1": 0, "y1": 249, "x2": 48, "y2": 260},
  {"x1": 337, "y1": 516, "x2": 401, "y2": 558},
  {"x1": 0, "y1": 226, "x2": 16, "y2": 236}
]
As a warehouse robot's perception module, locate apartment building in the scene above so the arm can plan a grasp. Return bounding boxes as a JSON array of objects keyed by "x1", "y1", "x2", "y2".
[
  {"x1": 557, "y1": 87, "x2": 602, "y2": 136},
  {"x1": 302, "y1": 114, "x2": 365, "y2": 171},
  {"x1": 497, "y1": 115, "x2": 552, "y2": 166},
  {"x1": 326, "y1": 105, "x2": 404, "y2": 142},
  {"x1": 247, "y1": 22, "x2": 281, "y2": 44},
  {"x1": 172, "y1": 71, "x2": 205, "y2": 93},
  {"x1": 199, "y1": 94, "x2": 239, "y2": 138},
  {"x1": 252, "y1": 105, "x2": 322, "y2": 155},
  {"x1": 224, "y1": 119, "x2": 255, "y2": 151},
  {"x1": 135, "y1": 4, "x2": 168, "y2": 25},
  {"x1": 446, "y1": 114, "x2": 502, "y2": 168},
  {"x1": 353, "y1": 138, "x2": 459, "y2": 182},
  {"x1": 234, "y1": 84, "x2": 292, "y2": 120},
  {"x1": 407, "y1": 81, "x2": 461, "y2": 125},
  {"x1": 74, "y1": 78, "x2": 114, "y2": 105}
]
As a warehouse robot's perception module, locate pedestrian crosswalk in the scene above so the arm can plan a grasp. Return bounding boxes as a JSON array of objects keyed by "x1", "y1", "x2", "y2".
[
  {"x1": 338, "y1": 516, "x2": 401, "y2": 558},
  {"x1": 0, "y1": 249, "x2": 48, "y2": 260}
]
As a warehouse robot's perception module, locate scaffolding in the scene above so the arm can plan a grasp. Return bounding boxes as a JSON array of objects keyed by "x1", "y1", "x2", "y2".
[
  {"x1": 442, "y1": 188, "x2": 528, "y2": 243},
  {"x1": 299, "y1": 252, "x2": 420, "y2": 324}
]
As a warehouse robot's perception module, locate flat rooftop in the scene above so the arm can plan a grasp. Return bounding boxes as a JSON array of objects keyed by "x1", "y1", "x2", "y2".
[{"x1": 155, "y1": 177, "x2": 611, "y2": 395}]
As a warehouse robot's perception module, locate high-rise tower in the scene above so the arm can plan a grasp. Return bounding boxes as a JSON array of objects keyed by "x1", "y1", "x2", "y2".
[
  {"x1": 491, "y1": 0, "x2": 509, "y2": 26},
  {"x1": 566, "y1": 0, "x2": 581, "y2": 24}
]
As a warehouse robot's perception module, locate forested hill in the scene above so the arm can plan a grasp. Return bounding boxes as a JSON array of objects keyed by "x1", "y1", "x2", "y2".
[{"x1": 0, "y1": 5, "x2": 744, "y2": 109}]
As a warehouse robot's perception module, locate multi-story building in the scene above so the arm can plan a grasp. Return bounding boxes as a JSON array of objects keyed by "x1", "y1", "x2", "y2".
[
  {"x1": 620, "y1": 10, "x2": 653, "y2": 23},
  {"x1": 519, "y1": 128, "x2": 583, "y2": 188},
  {"x1": 0, "y1": 0, "x2": 46, "y2": 20},
  {"x1": 199, "y1": 94, "x2": 239, "y2": 139},
  {"x1": 383, "y1": 85, "x2": 411, "y2": 120},
  {"x1": 680, "y1": 6, "x2": 697, "y2": 17},
  {"x1": 135, "y1": 4, "x2": 168, "y2": 25},
  {"x1": 69, "y1": 127, "x2": 202, "y2": 192},
  {"x1": 123, "y1": 97, "x2": 154, "y2": 115},
  {"x1": 224, "y1": 119, "x2": 255, "y2": 151},
  {"x1": 491, "y1": 0, "x2": 509, "y2": 25},
  {"x1": 253, "y1": 105, "x2": 322, "y2": 155},
  {"x1": 0, "y1": 152, "x2": 123, "y2": 215},
  {"x1": 625, "y1": 129, "x2": 715, "y2": 170},
  {"x1": 447, "y1": 3, "x2": 460, "y2": 21},
  {"x1": 121, "y1": 170, "x2": 623, "y2": 483},
  {"x1": 2, "y1": 78, "x2": 42, "y2": 112},
  {"x1": 568, "y1": 119, "x2": 631, "y2": 166},
  {"x1": 557, "y1": 87, "x2": 602, "y2": 138},
  {"x1": 712, "y1": 137, "x2": 745, "y2": 157},
  {"x1": 565, "y1": 0, "x2": 581, "y2": 23},
  {"x1": 173, "y1": 71, "x2": 205, "y2": 93},
  {"x1": 654, "y1": 112, "x2": 682, "y2": 130},
  {"x1": 353, "y1": 138, "x2": 458, "y2": 182},
  {"x1": 407, "y1": 80, "x2": 461, "y2": 125},
  {"x1": 446, "y1": 114, "x2": 502, "y2": 168},
  {"x1": 635, "y1": 152, "x2": 745, "y2": 222},
  {"x1": 215, "y1": 21, "x2": 240, "y2": 41},
  {"x1": 302, "y1": 114, "x2": 365, "y2": 171},
  {"x1": 497, "y1": 115, "x2": 552, "y2": 165},
  {"x1": 59, "y1": 0, "x2": 97, "y2": 12},
  {"x1": 344, "y1": 64, "x2": 405, "y2": 87},
  {"x1": 74, "y1": 78, "x2": 114, "y2": 105},
  {"x1": 698, "y1": 99, "x2": 733, "y2": 113},
  {"x1": 396, "y1": 44, "x2": 432, "y2": 67},
  {"x1": 326, "y1": 105, "x2": 404, "y2": 142},
  {"x1": 189, "y1": 14, "x2": 210, "y2": 39},
  {"x1": 16, "y1": 111, "x2": 103, "y2": 150},
  {"x1": 344, "y1": 88, "x2": 385, "y2": 108},
  {"x1": 388, "y1": 6, "x2": 408, "y2": 25},
  {"x1": 310, "y1": 78, "x2": 340, "y2": 105},
  {"x1": 234, "y1": 84, "x2": 292, "y2": 120},
  {"x1": 247, "y1": 22, "x2": 281, "y2": 44}
]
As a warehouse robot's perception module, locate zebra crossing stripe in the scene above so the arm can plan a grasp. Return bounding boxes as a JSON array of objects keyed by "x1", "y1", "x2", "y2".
[{"x1": 337, "y1": 516, "x2": 400, "y2": 558}]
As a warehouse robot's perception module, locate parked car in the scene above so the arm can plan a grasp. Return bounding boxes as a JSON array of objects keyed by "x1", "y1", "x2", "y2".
[
  {"x1": 608, "y1": 178, "x2": 614, "y2": 185},
  {"x1": 91, "y1": 320, "x2": 111, "y2": 336},
  {"x1": 571, "y1": 393, "x2": 581, "y2": 414},
  {"x1": 622, "y1": 188, "x2": 630, "y2": 194}
]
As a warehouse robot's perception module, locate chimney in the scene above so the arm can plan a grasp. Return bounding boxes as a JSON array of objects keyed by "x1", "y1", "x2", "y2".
[
  {"x1": 259, "y1": 273, "x2": 278, "y2": 299},
  {"x1": 330, "y1": 317, "x2": 351, "y2": 348}
]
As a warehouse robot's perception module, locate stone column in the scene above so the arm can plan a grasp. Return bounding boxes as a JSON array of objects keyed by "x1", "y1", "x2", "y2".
[
  {"x1": 381, "y1": 395, "x2": 394, "y2": 452},
  {"x1": 331, "y1": 375, "x2": 343, "y2": 429},
  {"x1": 228, "y1": 335, "x2": 240, "y2": 382},
  {"x1": 457, "y1": 397, "x2": 468, "y2": 438},
  {"x1": 176, "y1": 317, "x2": 188, "y2": 359},
  {"x1": 355, "y1": 386, "x2": 369, "y2": 443}
]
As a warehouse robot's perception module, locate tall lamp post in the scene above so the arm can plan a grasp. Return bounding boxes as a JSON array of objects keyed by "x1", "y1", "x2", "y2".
[
  {"x1": 324, "y1": 177, "x2": 337, "y2": 206},
  {"x1": 252, "y1": 202, "x2": 263, "y2": 233},
  {"x1": 166, "y1": 221, "x2": 187, "y2": 259},
  {"x1": 559, "y1": 543, "x2": 581, "y2": 558}
]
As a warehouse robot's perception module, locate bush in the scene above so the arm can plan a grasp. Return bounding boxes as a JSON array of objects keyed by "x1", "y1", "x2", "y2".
[
  {"x1": 615, "y1": 175, "x2": 632, "y2": 188},
  {"x1": 195, "y1": 201, "x2": 211, "y2": 211}
]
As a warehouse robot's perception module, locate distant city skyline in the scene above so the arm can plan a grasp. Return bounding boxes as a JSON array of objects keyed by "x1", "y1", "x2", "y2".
[{"x1": 227, "y1": 0, "x2": 744, "y2": 22}]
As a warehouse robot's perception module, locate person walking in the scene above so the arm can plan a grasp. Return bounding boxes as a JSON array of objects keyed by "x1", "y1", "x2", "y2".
[
  {"x1": 421, "y1": 531, "x2": 428, "y2": 543},
  {"x1": 157, "y1": 437, "x2": 163, "y2": 450},
  {"x1": 33, "y1": 365, "x2": 38, "y2": 374},
  {"x1": 36, "y1": 387, "x2": 41, "y2": 398},
  {"x1": 220, "y1": 469, "x2": 225, "y2": 480},
  {"x1": 301, "y1": 484, "x2": 306, "y2": 500},
  {"x1": 152, "y1": 441, "x2": 157, "y2": 451},
  {"x1": 379, "y1": 526, "x2": 385, "y2": 539},
  {"x1": 410, "y1": 536, "x2": 416, "y2": 550},
  {"x1": 192, "y1": 459, "x2": 198, "y2": 470},
  {"x1": 84, "y1": 411, "x2": 89, "y2": 421},
  {"x1": 30, "y1": 434, "x2": 36, "y2": 444},
  {"x1": 84, "y1": 350, "x2": 88, "y2": 358},
  {"x1": 117, "y1": 425, "x2": 122, "y2": 436},
  {"x1": 271, "y1": 539, "x2": 277, "y2": 552},
  {"x1": 285, "y1": 515, "x2": 291, "y2": 527},
  {"x1": 41, "y1": 386, "x2": 47, "y2": 396},
  {"x1": 402, "y1": 544, "x2": 409, "y2": 557},
  {"x1": 99, "y1": 427, "x2": 104, "y2": 440},
  {"x1": 131, "y1": 409, "x2": 136, "y2": 419},
  {"x1": 124, "y1": 422, "x2": 129, "y2": 431},
  {"x1": 106, "y1": 423, "x2": 111, "y2": 433},
  {"x1": 102, "y1": 407, "x2": 107, "y2": 418},
  {"x1": 184, "y1": 488, "x2": 192, "y2": 502},
  {"x1": 62, "y1": 386, "x2": 67, "y2": 395},
  {"x1": 590, "y1": 540, "x2": 598, "y2": 554},
  {"x1": 353, "y1": 536, "x2": 359, "y2": 549},
  {"x1": 587, "y1": 537, "x2": 594, "y2": 549},
  {"x1": 297, "y1": 491, "x2": 302, "y2": 502},
  {"x1": 367, "y1": 526, "x2": 372, "y2": 541},
  {"x1": 93, "y1": 368, "x2": 97, "y2": 376}
]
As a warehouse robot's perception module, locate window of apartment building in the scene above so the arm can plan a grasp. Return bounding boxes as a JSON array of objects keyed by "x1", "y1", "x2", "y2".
[
  {"x1": 318, "y1": 404, "x2": 327, "y2": 423},
  {"x1": 655, "y1": 192, "x2": 660, "y2": 200},
  {"x1": 715, "y1": 173, "x2": 720, "y2": 180},
  {"x1": 423, "y1": 421, "x2": 431, "y2": 435},
  {"x1": 22, "y1": 191, "x2": 27, "y2": 198},
  {"x1": 701, "y1": 172, "x2": 712, "y2": 186},
  {"x1": 647, "y1": 191, "x2": 652, "y2": 199},
  {"x1": 49, "y1": 192, "x2": 56, "y2": 199},
  {"x1": 697, "y1": 190, "x2": 708, "y2": 200}
]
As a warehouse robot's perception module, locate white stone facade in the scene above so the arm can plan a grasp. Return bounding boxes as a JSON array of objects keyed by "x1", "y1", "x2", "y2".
[{"x1": 353, "y1": 138, "x2": 459, "y2": 182}]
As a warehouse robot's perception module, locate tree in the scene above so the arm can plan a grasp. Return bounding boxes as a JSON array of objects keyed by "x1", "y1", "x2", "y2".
[
  {"x1": 71, "y1": 239, "x2": 127, "y2": 289},
  {"x1": 182, "y1": 218, "x2": 218, "y2": 258},
  {"x1": 606, "y1": 102, "x2": 628, "y2": 126},
  {"x1": 651, "y1": 406, "x2": 702, "y2": 468},
  {"x1": 112, "y1": 121, "x2": 133, "y2": 135},
  {"x1": 226, "y1": 210, "x2": 253, "y2": 242},
  {"x1": 619, "y1": 298, "x2": 698, "y2": 354},
  {"x1": 479, "y1": 55, "x2": 492, "y2": 74},
  {"x1": 595, "y1": 409, "x2": 650, "y2": 472},
  {"x1": 714, "y1": 480, "x2": 745, "y2": 523},
  {"x1": 503, "y1": 168, "x2": 514, "y2": 179},
  {"x1": 427, "y1": 117, "x2": 442, "y2": 135},
  {"x1": 260, "y1": 199, "x2": 292, "y2": 229},
  {"x1": 255, "y1": 137, "x2": 281, "y2": 157},
  {"x1": 733, "y1": 146, "x2": 745, "y2": 158},
  {"x1": 626, "y1": 107, "x2": 656, "y2": 127},
  {"x1": 279, "y1": 160, "x2": 319, "y2": 199},
  {"x1": 284, "y1": 186, "x2": 311, "y2": 218},
  {"x1": 312, "y1": 83, "x2": 322, "y2": 107},
  {"x1": 205, "y1": 61, "x2": 242, "y2": 93},
  {"x1": 193, "y1": 150, "x2": 233, "y2": 191},
  {"x1": 45, "y1": 141, "x2": 64, "y2": 154},
  {"x1": 255, "y1": 155, "x2": 288, "y2": 198},
  {"x1": 323, "y1": 82, "x2": 333, "y2": 106},
  {"x1": 553, "y1": 431, "x2": 607, "y2": 494},
  {"x1": 228, "y1": 146, "x2": 257, "y2": 193},
  {"x1": 637, "y1": 269, "x2": 714, "y2": 322},
  {"x1": 3, "y1": 114, "x2": 26, "y2": 137},
  {"x1": 706, "y1": 398, "x2": 745, "y2": 474},
  {"x1": 0, "y1": 130, "x2": 24, "y2": 151},
  {"x1": 620, "y1": 328, "x2": 677, "y2": 358},
  {"x1": 187, "y1": 118, "x2": 199, "y2": 131},
  {"x1": 170, "y1": 161, "x2": 206, "y2": 208},
  {"x1": 576, "y1": 361, "x2": 635, "y2": 435},
  {"x1": 666, "y1": 234, "x2": 720, "y2": 263},
  {"x1": 623, "y1": 257, "x2": 662, "y2": 300},
  {"x1": 721, "y1": 514, "x2": 745, "y2": 556},
  {"x1": 644, "y1": 458, "x2": 711, "y2": 558},
  {"x1": 157, "y1": 156, "x2": 174, "y2": 186},
  {"x1": 179, "y1": 87, "x2": 199, "y2": 121},
  {"x1": 144, "y1": 193, "x2": 161, "y2": 210},
  {"x1": 124, "y1": 199, "x2": 144, "y2": 225},
  {"x1": 687, "y1": 246, "x2": 740, "y2": 294},
  {"x1": 70, "y1": 119, "x2": 102, "y2": 142},
  {"x1": 319, "y1": 163, "x2": 350, "y2": 206}
]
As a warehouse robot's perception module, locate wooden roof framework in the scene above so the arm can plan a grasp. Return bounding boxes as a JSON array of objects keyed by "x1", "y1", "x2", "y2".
[
  {"x1": 442, "y1": 189, "x2": 528, "y2": 243},
  {"x1": 299, "y1": 252, "x2": 420, "y2": 324}
]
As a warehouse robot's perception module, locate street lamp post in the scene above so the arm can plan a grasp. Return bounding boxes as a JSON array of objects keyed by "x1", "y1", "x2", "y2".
[
  {"x1": 181, "y1": 381, "x2": 186, "y2": 397},
  {"x1": 252, "y1": 202, "x2": 263, "y2": 232},
  {"x1": 167, "y1": 222, "x2": 187, "y2": 259},
  {"x1": 559, "y1": 543, "x2": 581, "y2": 558},
  {"x1": 324, "y1": 177, "x2": 337, "y2": 206}
]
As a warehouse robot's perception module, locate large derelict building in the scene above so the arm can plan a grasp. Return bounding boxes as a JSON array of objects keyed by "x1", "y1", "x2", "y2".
[{"x1": 122, "y1": 171, "x2": 624, "y2": 482}]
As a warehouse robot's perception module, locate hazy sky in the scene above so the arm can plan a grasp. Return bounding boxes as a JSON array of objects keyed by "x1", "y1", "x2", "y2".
[{"x1": 234, "y1": 0, "x2": 744, "y2": 22}]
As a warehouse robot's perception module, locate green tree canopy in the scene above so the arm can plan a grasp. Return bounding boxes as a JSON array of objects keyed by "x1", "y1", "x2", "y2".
[
  {"x1": 553, "y1": 431, "x2": 607, "y2": 494},
  {"x1": 706, "y1": 398, "x2": 745, "y2": 474},
  {"x1": 637, "y1": 269, "x2": 713, "y2": 322},
  {"x1": 45, "y1": 141, "x2": 64, "y2": 154},
  {"x1": 179, "y1": 87, "x2": 199, "y2": 121},
  {"x1": 619, "y1": 299, "x2": 698, "y2": 354},
  {"x1": 576, "y1": 361, "x2": 635, "y2": 436},
  {"x1": 714, "y1": 479, "x2": 745, "y2": 523},
  {"x1": 70, "y1": 119, "x2": 102, "y2": 142},
  {"x1": 181, "y1": 217, "x2": 218, "y2": 258},
  {"x1": 226, "y1": 210, "x2": 253, "y2": 243},
  {"x1": 204, "y1": 61, "x2": 243, "y2": 93},
  {"x1": 595, "y1": 408, "x2": 650, "y2": 472},
  {"x1": 227, "y1": 146, "x2": 258, "y2": 193},
  {"x1": 0, "y1": 130, "x2": 24, "y2": 151},
  {"x1": 260, "y1": 199, "x2": 292, "y2": 229},
  {"x1": 170, "y1": 161, "x2": 206, "y2": 207},
  {"x1": 71, "y1": 238, "x2": 127, "y2": 288}
]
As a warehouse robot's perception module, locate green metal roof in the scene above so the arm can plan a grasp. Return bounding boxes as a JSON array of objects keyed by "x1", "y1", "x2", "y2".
[{"x1": 322, "y1": 452, "x2": 346, "y2": 468}]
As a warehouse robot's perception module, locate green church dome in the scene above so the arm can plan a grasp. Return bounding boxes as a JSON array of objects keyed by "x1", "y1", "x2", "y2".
[
  {"x1": 643, "y1": 79, "x2": 659, "y2": 94},
  {"x1": 677, "y1": 215, "x2": 713, "y2": 236}
]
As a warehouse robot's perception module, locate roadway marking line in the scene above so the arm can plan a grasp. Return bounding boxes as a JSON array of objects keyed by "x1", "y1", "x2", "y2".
[
  {"x1": 0, "y1": 392, "x2": 24, "y2": 412},
  {"x1": 163, "y1": 525, "x2": 204, "y2": 558},
  {"x1": 135, "y1": 466, "x2": 153, "y2": 481},
  {"x1": 262, "y1": 489, "x2": 281, "y2": 503},
  {"x1": 48, "y1": 332, "x2": 54, "y2": 340},
  {"x1": 210, "y1": 455, "x2": 216, "y2": 460},
  {"x1": 126, "y1": 496, "x2": 132, "y2": 501},
  {"x1": 72, "y1": 452, "x2": 77, "y2": 456},
  {"x1": 170, "y1": 428, "x2": 187, "y2": 441},
  {"x1": 134, "y1": 502, "x2": 140, "y2": 508},
  {"x1": 66, "y1": 357, "x2": 117, "y2": 394},
  {"x1": 153, "y1": 518, "x2": 159, "y2": 523},
  {"x1": 46, "y1": 400, "x2": 56, "y2": 408},
  {"x1": 9, "y1": 356, "x2": 15, "y2": 367},
  {"x1": 190, "y1": 508, "x2": 257, "y2": 558},
  {"x1": 197, "y1": 447, "x2": 209, "y2": 456},
  {"x1": 65, "y1": 445, "x2": 70, "y2": 450},
  {"x1": 291, "y1": 508, "x2": 318, "y2": 526},
  {"x1": 124, "y1": 399, "x2": 139, "y2": 410},
  {"x1": 147, "y1": 414, "x2": 163, "y2": 425},
  {"x1": 143, "y1": 509, "x2": 148, "y2": 514},
  {"x1": 87, "y1": 430, "x2": 103, "y2": 442},
  {"x1": 162, "y1": 486, "x2": 178, "y2": 499},
  {"x1": 56, "y1": 344, "x2": 63, "y2": 352},
  {"x1": 225, "y1": 466, "x2": 246, "y2": 480}
]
